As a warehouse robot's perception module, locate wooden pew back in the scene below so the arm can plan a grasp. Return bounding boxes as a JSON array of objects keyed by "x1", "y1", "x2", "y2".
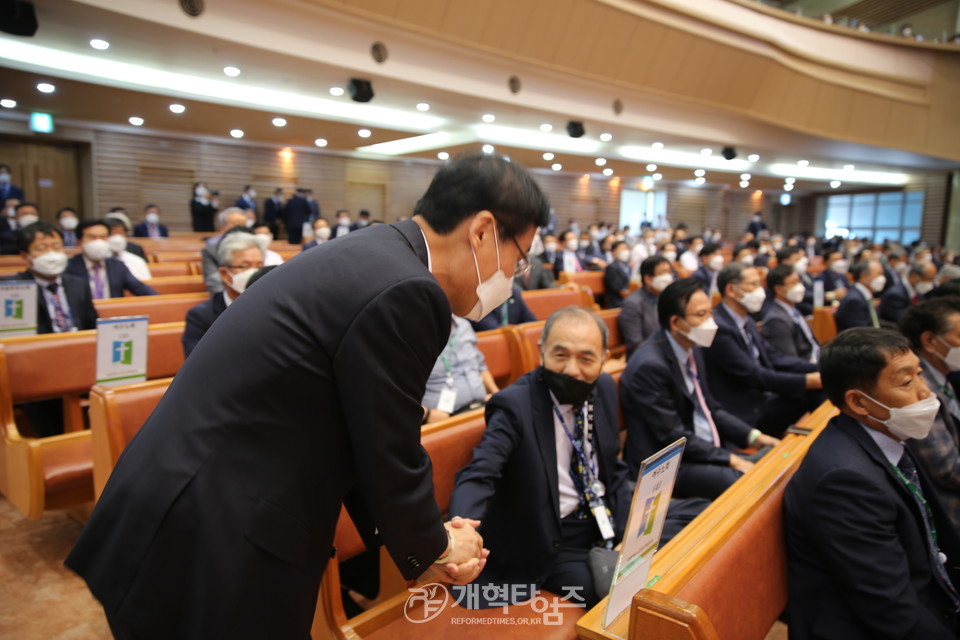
[
  {"x1": 95, "y1": 293, "x2": 206, "y2": 325},
  {"x1": 557, "y1": 270, "x2": 606, "y2": 301},
  {"x1": 476, "y1": 327, "x2": 527, "y2": 388},
  {"x1": 137, "y1": 275, "x2": 205, "y2": 295},
  {"x1": 520, "y1": 285, "x2": 592, "y2": 319}
]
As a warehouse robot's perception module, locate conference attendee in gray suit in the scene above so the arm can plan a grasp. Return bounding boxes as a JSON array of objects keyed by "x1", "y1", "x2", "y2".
[
  {"x1": 66, "y1": 154, "x2": 549, "y2": 640},
  {"x1": 761, "y1": 265, "x2": 820, "y2": 363},
  {"x1": 620, "y1": 255, "x2": 674, "y2": 356}
]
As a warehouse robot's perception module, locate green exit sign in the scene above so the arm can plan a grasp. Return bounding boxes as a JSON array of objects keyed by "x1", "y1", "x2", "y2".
[{"x1": 29, "y1": 112, "x2": 54, "y2": 133}]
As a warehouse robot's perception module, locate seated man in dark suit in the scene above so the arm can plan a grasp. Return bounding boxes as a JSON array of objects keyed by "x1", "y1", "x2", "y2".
[
  {"x1": 623, "y1": 278, "x2": 780, "y2": 499},
  {"x1": 691, "y1": 242, "x2": 724, "y2": 297},
  {"x1": 602, "y1": 240, "x2": 632, "y2": 308},
  {"x1": 775, "y1": 245, "x2": 814, "y2": 315},
  {"x1": 300, "y1": 218, "x2": 331, "y2": 251},
  {"x1": 539, "y1": 233, "x2": 561, "y2": 274},
  {"x1": 103, "y1": 212, "x2": 147, "y2": 260},
  {"x1": 469, "y1": 285, "x2": 536, "y2": 332},
  {"x1": 900, "y1": 297, "x2": 960, "y2": 532},
  {"x1": 1, "y1": 202, "x2": 40, "y2": 255},
  {"x1": 836, "y1": 258, "x2": 886, "y2": 331},
  {"x1": 0, "y1": 164, "x2": 24, "y2": 202},
  {"x1": 702, "y1": 263, "x2": 822, "y2": 435},
  {"x1": 65, "y1": 219, "x2": 157, "y2": 299},
  {"x1": 784, "y1": 328, "x2": 960, "y2": 639},
  {"x1": 576, "y1": 231, "x2": 606, "y2": 271},
  {"x1": 132, "y1": 204, "x2": 169, "y2": 239},
  {"x1": 620, "y1": 255, "x2": 673, "y2": 357},
  {"x1": 816, "y1": 248, "x2": 850, "y2": 304},
  {"x1": 421, "y1": 316, "x2": 499, "y2": 422},
  {"x1": 57, "y1": 207, "x2": 80, "y2": 247},
  {"x1": 761, "y1": 265, "x2": 820, "y2": 363},
  {"x1": 514, "y1": 251, "x2": 554, "y2": 291},
  {"x1": 880, "y1": 260, "x2": 937, "y2": 324},
  {"x1": 182, "y1": 231, "x2": 265, "y2": 357}
]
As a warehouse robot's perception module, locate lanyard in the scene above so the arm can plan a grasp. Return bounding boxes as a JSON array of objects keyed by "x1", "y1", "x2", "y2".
[
  {"x1": 551, "y1": 400, "x2": 600, "y2": 489},
  {"x1": 890, "y1": 463, "x2": 939, "y2": 546},
  {"x1": 439, "y1": 330, "x2": 457, "y2": 384}
]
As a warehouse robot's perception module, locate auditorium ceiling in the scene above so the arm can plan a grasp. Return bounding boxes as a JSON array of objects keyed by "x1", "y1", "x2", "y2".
[{"x1": 0, "y1": 0, "x2": 958, "y2": 195}]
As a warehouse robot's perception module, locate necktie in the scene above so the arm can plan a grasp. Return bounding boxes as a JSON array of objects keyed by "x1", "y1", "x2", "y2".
[
  {"x1": 92, "y1": 264, "x2": 105, "y2": 299},
  {"x1": 742, "y1": 323, "x2": 760, "y2": 360},
  {"x1": 46, "y1": 283, "x2": 71, "y2": 333},
  {"x1": 896, "y1": 451, "x2": 960, "y2": 609},
  {"x1": 687, "y1": 353, "x2": 722, "y2": 447},
  {"x1": 149, "y1": 224, "x2": 159, "y2": 239},
  {"x1": 792, "y1": 307, "x2": 820, "y2": 360},
  {"x1": 569, "y1": 405, "x2": 593, "y2": 519}
]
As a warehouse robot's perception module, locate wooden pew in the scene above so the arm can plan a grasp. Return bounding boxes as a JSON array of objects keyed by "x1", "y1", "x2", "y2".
[
  {"x1": 0, "y1": 322, "x2": 186, "y2": 519},
  {"x1": 151, "y1": 251, "x2": 203, "y2": 263},
  {"x1": 95, "y1": 292, "x2": 207, "y2": 324},
  {"x1": 136, "y1": 275, "x2": 205, "y2": 295},
  {"x1": 475, "y1": 326, "x2": 528, "y2": 388},
  {"x1": 576, "y1": 401, "x2": 839, "y2": 640},
  {"x1": 596, "y1": 308, "x2": 626, "y2": 360},
  {"x1": 520, "y1": 285, "x2": 594, "y2": 320},
  {"x1": 144, "y1": 262, "x2": 197, "y2": 278},
  {"x1": 557, "y1": 270, "x2": 606, "y2": 303},
  {"x1": 812, "y1": 306, "x2": 838, "y2": 344}
]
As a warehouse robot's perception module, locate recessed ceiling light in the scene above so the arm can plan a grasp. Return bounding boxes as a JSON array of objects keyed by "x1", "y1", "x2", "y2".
[
  {"x1": 551, "y1": 163, "x2": 562, "y2": 171},
  {"x1": 830, "y1": 180, "x2": 842, "y2": 188},
  {"x1": 223, "y1": 66, "x2": 241, "y2": 77},
  {"x1": 740, "y1": 180, "x2": 749, "y2": 188},
  {"x1": 169, "y1": 103, "x2": 185, "y2": 114},
  {"x1": 272, "y1": 117, "x2": 287, "y2": 127},
  {"x1": 481, "y1": 114, "x2": 496, "y2": 123},
  {"x1": 0, "y1": 99, "x2": 16, "y2": 109},
  {"x1": 784, "y1": 183, "x2": 794, "y2": 191},
  {"x1": 437, "y1": 151, "x2": 449, "y2": 160},
  {"x1": 595, "y1": 158, "x2": 606, "y2": 166},
  {"x1": 740, "y1": 173, "x2": 751, "y2": 180},
  {"x1": 128, "y1": 116, "x2": 144, "y2": 126},
  {"x1": 599, "y1": 133, "x2": 612, "y2": 142},
  {"x1": 694, "y1": 169, "x2": 706, "y2": 177},
  {"x1": 543, "y1": 152, "x2": 555, "y2": 161},
  {"x1": 747, "y1": 154, "x2": 760, "y2": 162},
  {"x1": 230, "y1": 129, "x2": 244, "y2": 138},
  {"x1": 482, "y1": 144, "x2": 494, "y2": 154},
  {"x1": 314, "y1": 138, "x2": 328, "y2": 147},
  {"x1": 602, "y1": 168, "x2": 613, "y2": 177},
  {"x1": 785, "y1": 177, "x2": 796, "y2": 184},
  {"x1": 646, "y1": 164, "x2": 657, "y2": 172},
  {"x1": 329, "y1": 87, "x2": 344, "y2": 97},
  {"x1": 700, "y1": 148, "x2": 712, "y2": 156},
  {"x1": 651, "y1": 142, "x2": 664, "y2": 150},
  {"x1": 843, "y1": 164, "x2": 855, "y2": 171},
  {"x1": 89, "y1": 39, "x2": 109, "y2": 50},
  {"x1": 652, "y1": 173, "x2": 663, "y2": 181},
  {"x1": 540, "y1": 123, "x2": 552, "y2": 132},
  {"x1": 416, "y1": 103, "x2": 430, "y2": 112},
  {"x1": 797, "y1": 160, "x2": 809, "y2": 167},
  {"x1": 36, "y1": 82, "x2": 55, "y2": 94},
  {"x1": 358, "y1": 129, "x2": 372, "y2": 138},
  {"x1": 695, "y1": 176, "x2": 706, "y2": 184}
]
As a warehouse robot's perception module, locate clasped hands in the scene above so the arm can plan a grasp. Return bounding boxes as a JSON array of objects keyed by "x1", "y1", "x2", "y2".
[{"x1": 428, "y1": 516, "x2": 489, "y2": 586}]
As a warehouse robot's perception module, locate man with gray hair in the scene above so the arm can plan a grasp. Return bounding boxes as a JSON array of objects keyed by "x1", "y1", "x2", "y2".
[
  {"x1": 201, "y1": 207, "x2": 251, "y2": 295},
  {"x1": 183, "y1": 228, "x2": 264, "y2": 357}
]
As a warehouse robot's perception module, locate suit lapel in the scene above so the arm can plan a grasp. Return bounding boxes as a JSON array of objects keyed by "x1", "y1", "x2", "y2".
[
  {"x1": 659, "y1": 336, "x2": 694, "y2": 405},
  {"x1": 393, "y1": 219, "x2": 430, "y2": 270},
  {"x1": 531, "y1": 374, "x2": 561, "y2": 524}
]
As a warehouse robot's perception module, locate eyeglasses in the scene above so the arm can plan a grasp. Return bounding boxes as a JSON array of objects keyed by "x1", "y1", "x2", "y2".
[{"x1": 509, "y1": 235, "x2": 531, "y2": 277}]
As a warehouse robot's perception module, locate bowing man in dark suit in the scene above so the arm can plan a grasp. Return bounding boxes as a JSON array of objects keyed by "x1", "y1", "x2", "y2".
[
  {"x1": 784, "y1": 328, "x2": 960, "y2": 639},
  {"x1": 620, "y1": 255, "x2": 673, "y2": 357},
  {"x1": 702, "y1": 263, "x2": 822, "y2": 435},
  {"x1": 761, "y1": 265, "x2": 820, "y2": 363},
  {"x1": 623, "y1": 278, "x2": 780, "y2": 499},
  {"x1": 469, "y1": 285, "x2": 536, "y2": 332},
  {"x1": 66, "y1": 153, "x2": 548, "y2": 639},
  {"x1": 65, "y1": 220, "x2": 157, "y2": 299},
  {"x1": 602, "y1": 240, "x2": 632, "y2": 308},
  {"x1": 836, "y1": 259, "x2": 886, "y2": 331},
  {"x1": 880, "y1": 261, "x2": 937, "y2": 324},
  {"x1": 132, "y1": 205, "x2": 169, "y2": 239}
]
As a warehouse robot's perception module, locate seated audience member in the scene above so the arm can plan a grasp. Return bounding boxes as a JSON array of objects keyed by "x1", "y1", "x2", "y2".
[
  {"x1": 202, "y1": 208, "x2": 250, "y2": 294},
  {"x1": 66, "y1": 219, "x2": 157, "y2": 299},
  {"x1": 678, "y1": 236, "x2": 703, "y2": 273},
  {"x1": 104, "y1": 213, "x2": 152, "y2": 282},
  {"x1": 880, "y1": 261, "x2": 937, "y2": 323},
  {"x1": 559, "y1": 230, "x2": 584, "y2": 273},
  {"x1": 702, "y1": 263, "x2": 822, "y2": 434},
  {"x1": 629, "y1": 228, "x2": 657, "y2": 278},
  {"x1": 470, "y1": 285, "x2": 536, "y2": 332},
  {"x1": 602, "y1": 240, "x2": 632, "y2": 308},
  {"x1": 349, "y1": 210, "x2": 371, "y2": 231},
  {"x1": 449, "y1": 307, "x2": 704, "y2": 608},
  {"x1": 103, "y1": 212, "x2": 147, "y2": 260},
  {"x1": 332, "y1": 209, "x2": 352, "y2": 239},
  {"x1": 421, "y1": 316, "x2": 499, "y2": 422},
  {"x1": 183, "y1": 230, "x2": 265, "y2": 357},
  {"x1": 734, "y1": 243, "x2": 758, "y2": 267},
  {"x1": 776, "y1": 246, "x2": 814, "y2": 315},
  {"x1": 623, "y1": 278, "x2": 779, "y2": 499},
  {"x1": 515, "y1": 250, "x2": 554, "y2": 291},
  {"x1": 659, "y1": 242, "x2": 678, "y2": 266},
  {"x1": 817, "y1": 248, "x2": 850, "y2": 303},
  {"x1": 836, "y1": 258, "x2": 886, "y2": 331},
  {"x1": 301, "y1": 218, "x2": 331, "y2": 251},
  {"x1": 577, "y1": 231, "x2": 607, "y2": 270},
  {"x1": 784, "y1": 328, "x2": 960, "y2": 639},
  {"x1": 899, "y1": 298, "x2": 960, "y2": 532},
  {"x1": 133, "y1": 204, "x2": 168, "y2": 238},
  {"x1": 539, "y1": 233, "x2": 561, "y2": 272},
  {"x1": 57, "y1": 207, "x2": 80, "y2": 246},
  {"x1": 620, "y1": 256, "x2": 674, "y2": 356},
  {"x1": 762, "y1": 265, "x2": 820, "y2": 362},
  {"x1": 691, "y1": 242, "x2": 724, "y2": 296},
  {"x1": 938, "y1": 264, "x2": 960, "y2": 288},
  {"x1": 251, "y1": 221, "x2": 284, "y2": 266},
  {"x1": 1, "y1": 202, "x2": 41, "y2": 254}
]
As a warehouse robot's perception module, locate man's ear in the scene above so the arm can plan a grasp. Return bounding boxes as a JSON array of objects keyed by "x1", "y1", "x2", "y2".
[
  {"x1": 919, "y1": 330, "x2": 938, "y2": 354},
  {"x1": 845, "y1": 388, "x2": 870, "y2": 418},
  {"x1": 467, "y1": 211, "x2": 495, "y2": 250}
]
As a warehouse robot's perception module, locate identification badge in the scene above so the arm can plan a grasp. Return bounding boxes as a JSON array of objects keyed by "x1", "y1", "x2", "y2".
[
  {"x1": 592, "y1": 504, "x2": 615, "y2": 540},
  {"x1": 437, "y1": 387, "x2": 457, "y2": 414}
]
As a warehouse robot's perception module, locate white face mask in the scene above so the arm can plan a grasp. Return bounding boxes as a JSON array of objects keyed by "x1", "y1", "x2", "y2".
[
  {"x1": 870, "y1": 275, "x2": 887, "y2": 293},
  {"x1": 83, "y1": 239, "x2": 112, "y2": 262},
  {"x1": 195, "y1": 186, "x2": 209, "y2": 198},
  {"x1": 830, "y1": 259, "x2": 849, "y2": 274},
  {"x1": 708, "y1": 255, "x2": 724, "y2": 271},
  {"x1": 316, "y1": 226, "x2": 331, "y2": 240},
  {"x1": 544, "y1": 242, "x2": 557, "y2": 254},
  {"x1": 661, "y1": 251, "x2": 677, "y2": 262},
  {"x1": 893, "y1": 261, "x2": 908, "y2": 275},
  {"x1": 681, "y1": 316, "x2": 719, "y2": 348},
  {"x1": 773, "y1": 241, "x2": 783, "y2": 251},
  {"x1": 579, "y1": 240, "x2": 590, "y2": 250},
  {"x1": 254, "y1": 234, "x2": 272, "y2": 251},
  {"x1": 18, "y1": 214, "x2": 39, "y2": 227},
  {"x1": 616, "y1": 249, "x2": 631, "y2": 263},
  {"x1": 0, "y1": 172, "x2": 10, "y2": 184},
  {"x1": 247, "y1": 189, "x2": 257, "y2": 198},
  {"x1": 60, "y1": 216, "x2": 78, "y2": 230},
  {"x1": 3, "y1": 207, "x2": 14, "y2": 218},
  {"x1": 858, "y1": 391, "x2": 940, "y2": 441},
  {"x1": 915, "y1": 281, "x2": 935, "y2": 296},
  {"x1": 227, "y1": 268, "x2": 258, "y2": 294},
  {"x1": 651, "y1": 273, "x2": 674, "y2": 293},
  {"x1": 936, "y1": 336, "x2": 960, "y2": 371},
  {"x1": 740, "y1": 254, "x2": 755, "y2": 265},
  {"x1": 736, "y1": 285, "x2": 766, "y2": 313},
  {"x1": 692, "y1": 244, "x2": 703, "y2": 255},
  {"x1": 785, "y1": 283, "x2": 805, "y2": 304},
  {"x1": 793, "y1": 257, "x2": 809, "y2": 273},
  {"x1": 338, "y1": 217, "x2": 350, "y2": 227},
  {"x1": 29, "y1": 250, "x2": 68, "y2": 278},
  {"x1": 107, "y1": 234, "x2": 127, "y2": 253},
  {"x1": 565, "y1": 239, "x2": 579, "y2": 252},
  {"x1": 145, "y1": 213, "x2": 160, "y2": 225},
  {"x1": 464, "y1": 226, "x2": 514, "y2": 322}
]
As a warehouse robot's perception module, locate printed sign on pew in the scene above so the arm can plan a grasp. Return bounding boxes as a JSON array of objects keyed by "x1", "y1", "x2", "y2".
[
  {"x1": 96, "y1": 316, "x2": 148, "y2": 387},
  {"x1": 0, "y1": 282, "x2": 38, "y2": 337}
]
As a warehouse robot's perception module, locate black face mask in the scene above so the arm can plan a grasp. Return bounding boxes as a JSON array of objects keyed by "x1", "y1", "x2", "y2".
[{"x1": 539, "y1": 366, "x2": 596, "y2": 407}]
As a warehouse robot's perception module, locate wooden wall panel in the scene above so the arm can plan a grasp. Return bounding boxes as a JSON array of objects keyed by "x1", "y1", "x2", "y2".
[{"x1": 0, "y1": 139, "x2": 85, "y2": 219}]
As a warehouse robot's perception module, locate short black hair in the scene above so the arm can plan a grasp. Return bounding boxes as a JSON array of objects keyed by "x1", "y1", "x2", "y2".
[
  {"x1": 0, "y1": 164, "x2": 10, "y2": 172},
  {"x1": 820, "y1": 327, "x2": 911, "y2": 408},
  {"x1": 252, "y1": 221, "x2": 270, "y2": 232},
  {"x1": 541, "y1": 306, "x2": 608, "y2": 351},
  {"x1": 717, "y1": 262, "x2": 749, "y2": 296},
  {"x1": 57, "y1": 207, "x2": 78, "y2": 219},
  {"x1": 766, "y1": 264, "x2": 795, "y2": 292},
  {"x1": 899, "y1": 296, "x2": 960, "y2": 350},
  {"x1": 823, "y1": 248, "x2": 842, "y2": 262},
  {"x1": 15, "y1": 202, "x2": 38, "y2": 214},
  {"x1": 15, "y1": 221, "x2": 62, "y2": 253},
  {"x1": 658, "y1": 277, "x2": 705, "y2": 330},
  {"x1": 243, "y1": 185, "x2": 252, "y2": 191},
  {"x1": 927, "y1": 278, "x2": 960, "y2": 299},
  {"x1": 144, "y1": 203, "x2": 159, "y2": 211},
  {"x1": 611, "y1": 240, "x2": 628, "y2": 253},
  {"x1": 77, "y1": 219, "x2": 110, "y2": 238},
  {"x1": 414, "y1": 153, "x2": 550, "y2": 239},
  {"x1": 700, "y1": 242, "x2": 721, "y2": 258},
  {"x1": 776, "y1": 245, "x2": 803, "y2": 263},
  {"x1": 640, "y1": 255, "x2": 669, "y2": 280}
]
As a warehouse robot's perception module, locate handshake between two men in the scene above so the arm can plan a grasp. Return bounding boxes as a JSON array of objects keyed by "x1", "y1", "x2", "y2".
[{"x1": 426, "y1": 516, "x2": 490, "y2": 585}]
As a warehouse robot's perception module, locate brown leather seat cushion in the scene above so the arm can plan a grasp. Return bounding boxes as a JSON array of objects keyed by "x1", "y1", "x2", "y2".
[{"x1": 42, "y1": 436, "x2": 94, "y2": 510}]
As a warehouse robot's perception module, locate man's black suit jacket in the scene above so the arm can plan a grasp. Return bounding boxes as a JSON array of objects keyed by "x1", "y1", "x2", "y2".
[
  {"x1": 65, "y1": 255, "x2": 157, "y2": 298},
  {"x1": 132, "y1": 222, "x2": 169, "y2": 238},
  {"x1": 448, "y1": 369, "x2": 631, "y2": 599},
  {"x1": 836, "y1": 284, "x2": 875, "y2": 331},
  {"x1": 181, "y1": 292, "x2": 227, "y2": 357},
  {"x1": 622, "y1": 330, "x2": 752, "y2": 477},
  {"x1": 603, "y1": 261, "x2": 631, "y2": 308},
  {"x1": 761, "y1": 300, "x2": 817, "y2": 361},
  {"x1": 619, "y1": 287, "x2": 659, "y2": 357},
  {"x1": 65, "y1": 220, "x2": 452, "y2": 639},
  {"x1": 879, "y1": 277, "x2": 914, "y2": 324},
  {"x1": 784, "y1": 413, "x2": 960, "y2": 639},
  {"x1": 0, "y1": 271, "x2": 98, "y2": 333}
]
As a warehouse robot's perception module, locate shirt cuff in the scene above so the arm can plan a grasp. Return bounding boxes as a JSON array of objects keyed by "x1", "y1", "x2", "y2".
[{"x1": 747, "y1": 429, "x2": 762, "y2": 446}]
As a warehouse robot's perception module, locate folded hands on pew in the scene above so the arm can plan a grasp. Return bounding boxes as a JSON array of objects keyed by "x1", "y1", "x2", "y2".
[{"x1": 427, "y1": 516, "x2": 490, "y2": 586}]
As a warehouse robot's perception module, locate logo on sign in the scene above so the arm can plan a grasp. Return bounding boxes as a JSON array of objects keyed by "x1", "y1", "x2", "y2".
[
  {"x1": 112, "y1": 340, "x2": 133, "y2": 365},
  {"x1": 4, "y1": 299, "x2": 23, "y2": 319}
]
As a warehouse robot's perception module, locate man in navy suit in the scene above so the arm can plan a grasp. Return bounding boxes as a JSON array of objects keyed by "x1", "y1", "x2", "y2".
[
  {"x1": 762, "y1": 265, "x2": 820, "y2": 362},
  {"x1": 132, "y1": 205, "x2": 169, "y2": 239},
  {"x1": 691, "y1": 242, "x2": 724, "y2": 296},
  {"x1": 0, "y1": 164, "x2": 24, "y2": 202},
  {"x1": 262, "y1": 188, "x2": 284, "y2": 236},
  {"x1": 880, "y1": 261, "x2": 937, "y2": 324},
  {"x1": 233, "y1": 185, "x2": 259, "y2": 216},
  {"x1": 602, "y1": 240, "x2": 632, "y2": 308},
  {"x1": 469, "y1": 285, "x2": 536, "y2": 332},
  {"x1": 775, "y1": 246, "x2": 814, "y2": 316},
  {"x1": 784, "y1": 328, "x2": 960, "y2": 639},
  {"x1": 836, "y1": 259, "x2": 886, "y2": 331},
  {"x1": 702, "y1": 263, "x2": 822, "y2": 435},
  {"x1": 817, "y1": 248, "x2": 851, "y2": 304},
  {"x1": 65, "y1": 220, "x2": 157, "y2": 298},
  {"x1": 282, "y1": 189, "x2": 312, "y2": 244},
  {"x1": 332, "y1": 209, "x2": 353, "y2": 239},
  {"x1": 623, "y1": 278, "x2": 780, "y2": 499}
]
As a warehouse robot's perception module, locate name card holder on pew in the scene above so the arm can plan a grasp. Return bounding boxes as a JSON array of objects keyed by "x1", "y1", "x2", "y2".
[
  {"x1": 604, "y1": 438, "x2": 685, "y2": 628},
  {"x1": 0, "y1": 282, "x2": 38, "y2": 337},
  {"x1": 96, "y1": 316, "x2": 148, "y2": 387}
]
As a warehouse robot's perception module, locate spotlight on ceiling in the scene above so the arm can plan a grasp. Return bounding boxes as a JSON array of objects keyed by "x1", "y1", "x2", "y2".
[
  {"x1": 566, "y1": 121, "x2": 585, "y2": 138},
  {"x1": 348, "y1": 78, "x2": 374, "y2": 103}
]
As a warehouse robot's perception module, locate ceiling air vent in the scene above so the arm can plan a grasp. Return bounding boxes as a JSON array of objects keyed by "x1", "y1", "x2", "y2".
[
  {"x1": 613, "y1": 99, "x2": 624, "y2": 115},
  {"x1": 508, "y1": 76, "x2": 522, "y2": 94},
  {"x1": 371, "y1": 42, "x2": 388, "y2": 64},
  {"x1": 179, "y1": 0, "x2": 204, "y2": 18}
]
